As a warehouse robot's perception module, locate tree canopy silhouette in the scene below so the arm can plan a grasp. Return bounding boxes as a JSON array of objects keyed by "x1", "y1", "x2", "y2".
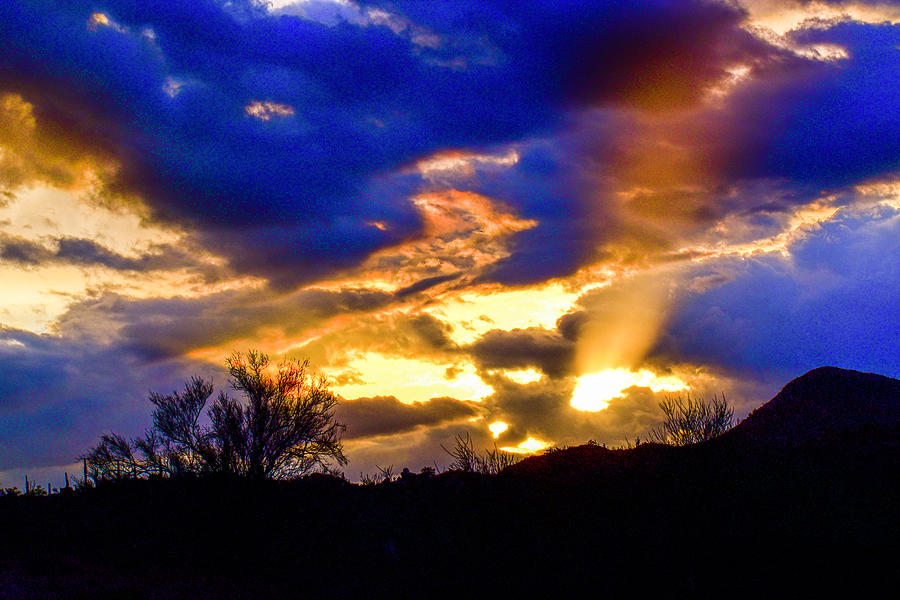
[{"x1": 84, "y1": 350, "x2": 347, "y2": 481}]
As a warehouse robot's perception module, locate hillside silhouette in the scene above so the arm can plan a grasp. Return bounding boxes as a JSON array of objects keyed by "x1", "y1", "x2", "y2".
[
  {"x1": 724, "y1": 366, "x2": 900, "y2": 446},
  {"x1": 2, "y1": 366, "x2": 897, "y2": 597}
]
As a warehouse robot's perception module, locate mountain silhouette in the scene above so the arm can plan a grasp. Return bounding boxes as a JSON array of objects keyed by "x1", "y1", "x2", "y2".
[
  {"x1": 499, "y1": 366, "x2": 899, "y2": 483},
  {"x1": 722, "y1": 366, "x2": 900, "y2": 447}
]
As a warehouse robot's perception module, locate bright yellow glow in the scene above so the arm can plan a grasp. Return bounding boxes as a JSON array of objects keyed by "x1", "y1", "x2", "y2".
[
  {"x1": 411, "y1": 190, "x2": 535, "y2": 240},
  {"x1": 425, "y1": 282, "x2": 580, "y2": 344},
  {"x1": 501, "y1": 437, "x2": 550, "y2": 454},
  {"x1": 855, "y1": 180, "x2": 900, "y2": 209},
  {"x1": 0, "y1": 265, "x2": 90, "y2": 332},
  {"x1": 570, "y1": 368, "x2": 688, "y2": 412},
  {"x1": 244, "y1": 101, "x2": 295, "y2": 121},
  {"x1": 0, "y1": 185, "x2": 261, "y2": 332},
  {"x1": 498, "y1": 368, "x2": 543, "y2": 384},
  {"x1": 488, "y1": 421, "x2": 508, "y2": 438},
  {"x1": 87, "y1": 12, "x2": 127, "y2": 33},
  {"x1": 3, "y1": 185, "x2": 180, "y2": 255},
  {"x1": 328, "y1": 353, "x2": 493, "y2": 404},
  {"x1": 573, "y1": 274, "x2": 672, "y2": 375}
]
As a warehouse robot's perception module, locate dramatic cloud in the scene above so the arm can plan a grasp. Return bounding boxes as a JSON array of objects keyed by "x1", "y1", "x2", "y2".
[
  {"x1": 1, "y1": 1, "x2": 898, "y2": 483},
  {"x1": 53, "y1": 285, "x2": 397, "y2": 361},
  {"x1": 468, "y1": 327, "x2": 574, "y2": 379},
  {"x1": 653, "y1": 204, "x2": 900, "y2": 379},
  {"x1": 337, "y1": 395, "x2": 479, "y2": 440},
  {"x1": 1, "y1": 0, "x2": 854, "y2": 287},
  {"x1": 0, "y1": 233, "x2": 200, "y2": 273}
]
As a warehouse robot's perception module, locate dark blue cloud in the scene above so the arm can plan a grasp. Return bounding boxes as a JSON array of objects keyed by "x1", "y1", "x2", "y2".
[
  {"x1": 0, "y1": 0, "x2": 566, "y2": 286},
  {"x1": 733, "y1": 21, "x2": 900, "y2": 187},
  {"x1": 0, "y1": 327, "x2": 219, "y2": 470},
  {"x1": 357, "y1": 0, "x2": 767, "y2": 109},
  {"x1": 476, "y1": 16, "x2": 900, "y2": 283},
  {"x1": 0, "y1": 0, "x2": 795, "y2": 288},
  {"x1": 1, "y1": 1, "x2": 898, "y2": 299},
  {"x1": 473, "y1": 139, "x2": 610, "y2": 284},
  {"x1": 652, "y1": 205, "x2": 900, "y2": 379}
]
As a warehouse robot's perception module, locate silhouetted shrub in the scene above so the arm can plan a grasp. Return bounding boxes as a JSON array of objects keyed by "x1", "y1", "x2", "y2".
[
  {"x1": 359, "y1": 472, "x2": 380, "y2": 485},
  {"x1": 376, "y1": 465, "x2": 394, "y2": 482},
  {"x1": 84, "y1": 350, "x2": 347, "y2": 481},
  {"x1": 442, "y1": 433, "x2": 521, "y2": 474},
  {"x1": 648, "y1": 393, "x2": 734, "y2": 446}
]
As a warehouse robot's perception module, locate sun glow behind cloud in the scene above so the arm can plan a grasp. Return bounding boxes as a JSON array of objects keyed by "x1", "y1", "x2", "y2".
[
  {"x1": 426, "y1": 282, "x2": 581, "y2": 345},
  {"x1": 4, "y1": 185, "x2": 180, "y2": 254},
  {"x1": 501, "y1": 437, "x2": 550, "y2": 454},
  {"x1": 0, "y1": 186, "x2": 180, "y2": 331},
  {"x1": 570, "y1": 368, "x2": 688, "y2": 412},
  {"x1": 496, "y1": 368, "x2": 544, "y2": 384},
  {"x1": 329, "y1": 353, "x2": 493, "y2": 404},
  {"x1": 489, "y1": 421, "x2": 508, "y2": 438},
  {"x1": 312, "y1": 188, "x2": 536, "y2": 293}
]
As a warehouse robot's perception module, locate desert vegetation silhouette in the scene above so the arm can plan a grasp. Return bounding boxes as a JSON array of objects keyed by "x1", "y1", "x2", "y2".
[
  {"x1": 646, "y1": 393, "x2": 735, "y2": 446},
  {"x1": 4, "y1": 366, "x2": 896, "y2": 598},
  {"x1": 83, "y1": 350, "x2": 347, "y2": 481},
  {"x1": 442, "y1": 432, "x2": 523, "y2": 474}
]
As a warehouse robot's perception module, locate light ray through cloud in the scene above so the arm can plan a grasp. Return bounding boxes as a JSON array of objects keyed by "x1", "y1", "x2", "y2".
[{"x1": 571, "y1": 369, "x2": 689, "y2": 412}]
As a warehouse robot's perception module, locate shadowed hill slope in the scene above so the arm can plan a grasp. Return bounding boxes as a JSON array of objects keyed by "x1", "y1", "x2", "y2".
[{"x1": 723, "y1": 366, "x2": 900, "y2": 447}]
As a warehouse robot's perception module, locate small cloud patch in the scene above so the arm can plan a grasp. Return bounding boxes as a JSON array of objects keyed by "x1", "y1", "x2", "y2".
[{"x1": 244, "y1": 101, "x2": 295, "y2": 121}]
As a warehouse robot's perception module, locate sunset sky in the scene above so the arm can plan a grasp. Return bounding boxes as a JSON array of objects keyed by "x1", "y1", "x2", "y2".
[{"x1": 1, "y1": 0, "x2": 898, "y2": 485}]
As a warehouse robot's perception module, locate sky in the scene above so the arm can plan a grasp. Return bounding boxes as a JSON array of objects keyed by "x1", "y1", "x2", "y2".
[{"x1": 1, "y1": 0, "x2": 898, "y2": 486}]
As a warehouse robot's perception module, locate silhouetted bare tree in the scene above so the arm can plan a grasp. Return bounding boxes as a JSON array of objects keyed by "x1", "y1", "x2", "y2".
[
  {"x1": 647, "y1": 393, "x2": 734, "y2": 446},
  {"x1": 84, "y1": 432, "x2": 143, "y2": 480},
  {"x1": 83, "y1": 350, "x2": 346, "y2": 481},
  {"x1": 204, "y1": 351, "x2": 347, "y2": 479}
]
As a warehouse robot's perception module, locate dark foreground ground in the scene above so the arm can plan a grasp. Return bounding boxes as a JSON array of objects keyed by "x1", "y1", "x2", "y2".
[{"x1": 2, "y1": 367, "x2": 898, "y2": 598}]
